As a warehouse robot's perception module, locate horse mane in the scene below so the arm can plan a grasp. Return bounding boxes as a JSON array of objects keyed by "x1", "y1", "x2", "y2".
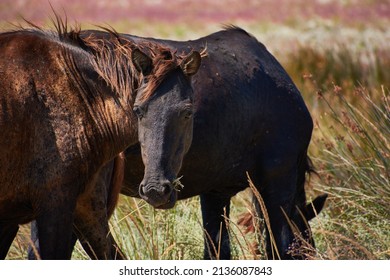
[
  {"x1": 81, "y1": 29, "x2": 184, "y2": 103},
  {"x1": 18, "y1": 14, "x2": 184, "y2": 104},
  {"x1": 76, "y1": 30, "x2": 141, "y2": 103},
  {"x1": 222, "y1": 24, "x2": 256, "y2": 40}
]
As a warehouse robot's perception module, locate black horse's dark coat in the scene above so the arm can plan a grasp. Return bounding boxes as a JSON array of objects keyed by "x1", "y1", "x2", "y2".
[{"x1": 122, "y1": 27, "x2": 327, "y2": 259}]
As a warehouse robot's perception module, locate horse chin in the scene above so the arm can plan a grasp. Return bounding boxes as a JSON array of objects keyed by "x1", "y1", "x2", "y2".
[{"x1": 155, "y1": 190, "x2": 177, "y2": 209}]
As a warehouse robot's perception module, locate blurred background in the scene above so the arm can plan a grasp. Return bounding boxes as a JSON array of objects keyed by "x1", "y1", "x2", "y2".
[{"x1": 2, "y1": 0, "x2": 389, "y2": 260}]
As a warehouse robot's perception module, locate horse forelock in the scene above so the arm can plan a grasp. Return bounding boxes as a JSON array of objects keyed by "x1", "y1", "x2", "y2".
[
  {"x1": 136, "y1": 44, "x2": 184, "y2": 103},
  {"x1": 138, "y1": 46, "x2": 207, "y2": 103}
]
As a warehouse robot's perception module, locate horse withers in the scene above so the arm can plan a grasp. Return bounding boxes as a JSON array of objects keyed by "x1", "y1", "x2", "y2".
[
  {"x1": 132, "y1": 26, "x2": 327, "y2": 259},
  {"x1": 0, "y1": 22, "x2": 201, "y2": 259}
]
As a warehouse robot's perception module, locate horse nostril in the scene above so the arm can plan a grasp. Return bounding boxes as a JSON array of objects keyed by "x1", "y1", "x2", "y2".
[
  {"x1": 162, "y1": 183, "x2": 172, "y2": 195},
  {"x1": 139, "y1": 184, "x2": 145, "y2": 196}
]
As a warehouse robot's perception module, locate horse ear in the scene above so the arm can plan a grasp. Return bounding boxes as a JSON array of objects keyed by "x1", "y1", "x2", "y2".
[
  {"x1": 305, "y1": 194, "x2": 328, "y2": 221},
  {"x1": 180, "y1": 51, "x2": 201, "y2": 77},
  {"x1": 132, "y1": 48, "x2": 153, "y2": 76}
]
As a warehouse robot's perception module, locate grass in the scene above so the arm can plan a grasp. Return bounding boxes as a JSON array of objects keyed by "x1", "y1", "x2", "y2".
[
  {"x1": 107, "y1": 189, "x2": 261, "y2": 260},
  {"x1": 307, "y1": 84, "x2": 389, "y2": 259},
  {"x1": 281, "y1": 31, "x2": 389, "y2": 259},
  {"x1": 110, "y1": 196, "x2": 204, "y2": 260}
]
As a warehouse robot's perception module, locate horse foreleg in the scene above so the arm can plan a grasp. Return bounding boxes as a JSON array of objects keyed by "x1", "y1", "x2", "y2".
[
  {"x1": 28, "y1": 220, "x2": 78, "y2": 259},
  {"x1": 0, "y1": 224, "x2": 19, "y2": 259},
  {"x1": 30, "y1": 214, "x2": 124, "y2": 260},
  {"x1": 255, "y1": 167, "x2": 298, "y2": 260},
  {"x1": 73, "y1": 200, "x2": 125, "y2": 260},
  {"x1": 200, "y1": 193, "x2": 231, "y2": 260},
  {"x1": 73, "y1": 163, "x2": 125, "y2": 260},
  {"x1": 35, "y1": 188, "x2": 77, "y2": 260}
]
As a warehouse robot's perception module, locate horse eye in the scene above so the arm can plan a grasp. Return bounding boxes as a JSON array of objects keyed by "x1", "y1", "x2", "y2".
[
  {"x1": 183, "y1": 109, "x2": 193, "y2": 119},
  {"x1": 133, "y1": 106, "x2": 144, "y2": 119}
]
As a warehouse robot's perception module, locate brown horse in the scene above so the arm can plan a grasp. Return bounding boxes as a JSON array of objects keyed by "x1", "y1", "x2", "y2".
[{"x1": 0, "y1": 21, "x2": 201, "y2": 259}]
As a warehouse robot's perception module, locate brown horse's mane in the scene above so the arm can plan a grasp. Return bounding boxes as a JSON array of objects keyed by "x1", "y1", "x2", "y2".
[
  {"x1": 17, "y1": 15, "x2": 184, "y2": 103},
  {"x1": 78, "y1": 29, "x2": 184, "y2": 104}
]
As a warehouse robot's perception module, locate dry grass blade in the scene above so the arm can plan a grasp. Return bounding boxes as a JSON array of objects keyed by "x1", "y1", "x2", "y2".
[
  {"x1": 172, "y1": 176, "x2": 184, "y2": 191},
  {"x1": 201, "y1": 224, "x2": 219, "y2": 259},
  {"x1": 315, "y1": 229, "x2": 376, "y2": 259},
  {"x1": 224, "y1": 212, "x2": 260, "y2": 259},
  {"x1": 246, "y1": 172, "x2": 281, "y2": 260},
  {"x1": 280, "y1": 207, "x2": 317, "y2": 259}
]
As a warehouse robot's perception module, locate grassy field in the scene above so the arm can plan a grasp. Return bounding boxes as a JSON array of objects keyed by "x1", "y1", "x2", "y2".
[{"x1": 2, "y1": 0, "x2": 389, "y2": 260}]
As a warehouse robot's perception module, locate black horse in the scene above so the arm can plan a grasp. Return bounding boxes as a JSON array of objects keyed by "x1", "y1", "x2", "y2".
[{"x1": 129, "y1": 26, "x2": 327, "y2": 260}]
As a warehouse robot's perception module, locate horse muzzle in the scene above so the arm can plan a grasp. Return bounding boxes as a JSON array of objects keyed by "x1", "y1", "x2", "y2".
[{"x1": 139, "y1": 180, "x2": 177, "y2": 209}]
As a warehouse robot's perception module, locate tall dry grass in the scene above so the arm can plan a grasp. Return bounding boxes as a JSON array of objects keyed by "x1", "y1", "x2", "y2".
[
  {"x1": 307, "y1": 84, "x2": 389, "y2": 259},
  {"x1": 283, "y1": 39, "x2": 389, "y2": 259}
]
